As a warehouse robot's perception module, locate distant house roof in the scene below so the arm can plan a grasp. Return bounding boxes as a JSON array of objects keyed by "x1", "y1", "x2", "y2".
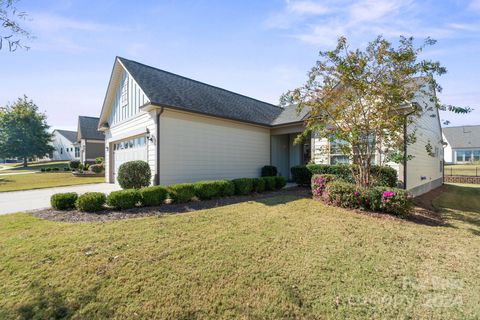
[
  {"x1": 117, "y1": 57, "x2": 304, "y2": 127},
  {"x1": 78, "y1": 116, "x2": 104, "y2": 141},
  {"x1": 443, "y1": 125, "x2": 480, "y2": 148},
  {"x1": 55, "y1": 130, "x2": 77, "y2": 143}
]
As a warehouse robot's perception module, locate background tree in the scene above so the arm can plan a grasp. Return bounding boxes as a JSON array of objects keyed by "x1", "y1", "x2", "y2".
[
  {"x1": 282, "y1": 36, "x2": 471, "y2": 187},
  {"x1": 1, "y1": 0, "x2": 31, "y2": 51},
  {"x1": 0, "y1": 96, "x2": 53, "y2": 167}
]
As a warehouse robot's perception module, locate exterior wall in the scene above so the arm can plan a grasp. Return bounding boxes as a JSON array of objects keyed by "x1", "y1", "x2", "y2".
[
  {"x1": 104, "y1": 112, "x2": 156, "y2": 183},
  {"x1": 159, "y1": 109, "x2": 270, "y2": 185},
  {"x1": 85, "y1": 140, "x2": 105, "y2": 162},
  {"x1": 51, "y1": 131, "x2": 78, "y2": 161},
  {"x1": 442, "y1": 133, "x2": 453, "y2": 164},
  {"x1": 107, "y1": 68, "x2": 149, "y2": 127},
  {"x1": 405, "y1": 89, "x2": 443, "y2": 194}
]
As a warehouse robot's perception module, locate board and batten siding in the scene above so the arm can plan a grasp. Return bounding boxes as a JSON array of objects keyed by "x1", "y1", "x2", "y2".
[
  {"x1": 159, "y1": 109, "x2": 270, "y2": 185},
  {"x1": 107, "y1": 68, "x2": 148, "y2": 127},
  {"x1": 104, "y1": 112, "x2": 156, "y2": 183}
]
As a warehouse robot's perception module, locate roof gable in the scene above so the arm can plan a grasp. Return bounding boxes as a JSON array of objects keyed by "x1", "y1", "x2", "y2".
[
  {"x1": 54, "y1": 130, "x2": 77, "y2": 143},
  {"x1": 443, "y1": 125, "x2": 480, "y2": 148},
  {"x1": 78, "y1": 116, "x2": 104, "y2": 140}
]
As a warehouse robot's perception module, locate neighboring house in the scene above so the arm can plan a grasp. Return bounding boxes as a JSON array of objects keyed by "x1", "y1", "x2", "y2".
[
  {"x1": 97, "y1": 57, "x2": 442, "y2": 196},
  {"x1": 77, "y1": 116, "x2": 105, "y2": 164},
  {"x1": 51, "y1": 130, "x2": 80, "y2": 161},
  {"x1": 442, "y1": 125, "x2": 480, "y2": 164}
]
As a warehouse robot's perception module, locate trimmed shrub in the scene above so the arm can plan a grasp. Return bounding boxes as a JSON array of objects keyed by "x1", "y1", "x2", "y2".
[
  {"x1": 291, "y1": 165, "x2": 312, "y2": 187},
  {"x1": 220, "y1": 180, "x2": 235, "y2": 197},
  {"x1": 117, "y1": 160, "x2": 151, "y2": 189},
  {"x1": 193, "y1": 180, "x2": 224, "y2": 200},
  {"x1": 69, "y1": 160, "x2": 80, "y2": 170},
  {"x1": 375, "y1": 187, "x2": 413, "y2": 217},
  {"x1": 370, "y1": 165, "x2": 398, "y2": 187},
  {"x1": 52, "y1": 167, "x2": 60, "y2": 172},
  {"x1": 63, "y1": 167, "x2": 70, "y2": 171},
  {"x1": 139, "y1": 186, "x2": 168, "y2": 206},
  {"x1": 50, "y1": 192, "x2": 78, "y2": 210},
  {"x1": 107, "y1": 189, "x2": 140, "y2": 210},
  {"x1": 274, "y1": 176, "x2": 286, "y2": 190},
  {"x1": 41, "y1": 168, "x2": 46, "y2": 172},
  {"x1": 232, "y1": 178, "x2": 254, "y2": 195},
  {"x1": 261, "y1": 165, "x2": 277, "y2": 177},
  {"x1": 322, "y1": 181, "x2": 361, "y2": 208},
  {"x1": 75, "y1": 192, "x2": 106, "y2": 212},
  {"x1": 45, "y1": 168, "x2": 52, "y2": 172},
  {"x1": 252, "y1": 178, "x2": 265, "y2": 193},
  {"x1": 95, "y1": 157, "x2": 104, "y2": 164},
  {"x1": 168, "y1": 183, "x2": 195, "y2": 203},
  {"x1": 262, "y1": 176, "x2": 276, "y2": 191},
  {"x1": 89, "y1": 164, "x2": 104, "y2": 174},
  {"x1": 311, "y1": 174, "x2": 336, "y2": 197},
  {"x1": 84, "y1": 163, "x2": 90, "y2": 171}
]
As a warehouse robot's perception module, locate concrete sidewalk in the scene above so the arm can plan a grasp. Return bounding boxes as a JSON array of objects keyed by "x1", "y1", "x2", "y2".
[{"x1": 0, "y1": 183, "x2": 121, "y2": 215}]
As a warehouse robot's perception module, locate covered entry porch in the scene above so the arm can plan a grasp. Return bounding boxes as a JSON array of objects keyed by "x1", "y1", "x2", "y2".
[{"x1": 271, "y1": 123, "x2": 311, "y2": 180}]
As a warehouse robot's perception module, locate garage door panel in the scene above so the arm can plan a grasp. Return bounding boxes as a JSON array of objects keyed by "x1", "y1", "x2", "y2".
[{"x1": 112, "y1": 136, "x2": 147, "y2": 183}]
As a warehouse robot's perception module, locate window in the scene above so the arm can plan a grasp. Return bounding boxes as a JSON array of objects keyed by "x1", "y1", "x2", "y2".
[
  {"x1": 75, "y1": 147, "x2": 80, "y2": 158},
  {"x1": 121, "y1": 78, "x2": 128, "y2": 107},
  {"x1": 60, "y1": 148, "x2": 63, "y2": 154},
  {"x1": 455, "y1": 149, "x2": 480, "y2": 163},
  {"x1": 330, "y1": 140, "x2": 349, "y2": 164}
]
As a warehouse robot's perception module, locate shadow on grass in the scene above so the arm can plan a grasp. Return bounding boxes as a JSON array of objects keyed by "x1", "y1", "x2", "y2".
[
  {"x1": 0, "y1": 281, "x2": 112, "y2": 320},
  {"x1": 0, "y1": 178, "x2": 13, "y2": 185}
]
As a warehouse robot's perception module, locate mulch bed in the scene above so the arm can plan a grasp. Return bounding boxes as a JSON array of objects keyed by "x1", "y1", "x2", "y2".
[
  {"x1": 32, "y1": 187, "x2": 310, "y2": 223},
  {"x1": 31, "y1": 185, "x2": 448, "y2": 225}
]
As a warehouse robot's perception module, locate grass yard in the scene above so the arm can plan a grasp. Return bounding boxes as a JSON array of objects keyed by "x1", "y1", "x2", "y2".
[
  {"x1": 444, "y1": 164, "x2": 480, "y2": 176},
  {"x1": 0, "y1": 173, "x2": 104, "y2": 192},
  {"x1": 0, "y1": 161, "x2": 70, "y2": 174},
  {"x1": 0, "y1": 185, "x2": 479, "y2": 319}
]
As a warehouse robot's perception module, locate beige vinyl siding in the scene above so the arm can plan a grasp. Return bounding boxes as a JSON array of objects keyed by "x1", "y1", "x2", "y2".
[
  {"x1": 159, "y1": 109, "x2": 270, "y2": 185},
  {"x1": 104, "y1": 112, "x2": 156, "y2": 183},
  {"x1": 405, "y1": 89, "x2": 443, "y2": 192}
]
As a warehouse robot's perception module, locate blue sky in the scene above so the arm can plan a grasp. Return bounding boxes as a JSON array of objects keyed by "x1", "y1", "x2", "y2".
[{"x1": 0, "y1": 0, "x2": 479, "y2": 131}]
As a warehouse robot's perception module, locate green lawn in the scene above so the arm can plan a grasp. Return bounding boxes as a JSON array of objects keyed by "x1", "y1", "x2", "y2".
[
  {"x1": 445, "y1": 164, "x2": 480, "y2": 176},
  {"x1": 0, "y1": 173, "x2": 104, "y2": 192},
  {"x1": 0, "y1": 187, "x2": 479, "y2": 319},
  {"x1": 0, "y1": 161, "x2": 70, "y2": 174}
]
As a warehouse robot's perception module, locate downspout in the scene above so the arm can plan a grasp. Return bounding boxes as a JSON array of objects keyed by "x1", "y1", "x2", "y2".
[
  {"x1": 403, "y1": 110, "x2": 416, "y2": 190},
  {"x1": 155, "y1": 107, "x2": 164, "y2": 185}
]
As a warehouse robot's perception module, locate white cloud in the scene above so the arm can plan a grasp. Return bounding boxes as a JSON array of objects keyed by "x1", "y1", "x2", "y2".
[
  {"x1": 287, "y1": 1, "x2": 330, "y2": 15},
  {"x1": 348, "y1": 0, "x2": 407, "y2": 24},
  {"x1": 470, "y1": 0, "x2": 480, "y2": 11}
]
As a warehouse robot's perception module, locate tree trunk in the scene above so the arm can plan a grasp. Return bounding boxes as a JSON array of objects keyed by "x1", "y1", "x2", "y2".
[{"x1": 23, "y1": 157, "x2": 27, "y2": 168}]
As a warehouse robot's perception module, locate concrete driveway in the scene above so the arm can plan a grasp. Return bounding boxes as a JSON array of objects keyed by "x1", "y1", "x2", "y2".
[{"x1": 0, "y1": 183, "x2": 121, "y2": 215}]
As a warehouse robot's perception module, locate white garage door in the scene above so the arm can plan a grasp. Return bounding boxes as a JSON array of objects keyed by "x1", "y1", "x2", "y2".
[{"x1": 112, "y1": 136, "x2": 147, "y2": 183}]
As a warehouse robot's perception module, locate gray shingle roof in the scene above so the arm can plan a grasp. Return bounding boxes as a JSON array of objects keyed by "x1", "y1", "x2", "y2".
[
  {"x1": 271, "y1": 104, "x2": 309, "y2": 125},
  {"x1": 118, "y1": 57, "x2": 303, "y2": 126},
  {"x1": 78, "y1": 116, "x2": 104, "y2": 140},
  {"x1": 55, "y1": 130, "x2": 77, "y2": 143},
  {"x1": 443, "y1": 125, "x2": 480, "y2": 148}
]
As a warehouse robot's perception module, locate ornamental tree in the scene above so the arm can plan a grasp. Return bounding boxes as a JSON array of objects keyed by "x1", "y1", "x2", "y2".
[
  {"x1": 282, "y1": 36, "x2": 471, "y2": 188},
  {"x1": 0, "y1": 96, "x2": 53, "y2": 167}
]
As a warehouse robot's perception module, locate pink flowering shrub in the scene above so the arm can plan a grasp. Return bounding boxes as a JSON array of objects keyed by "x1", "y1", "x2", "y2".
[
  {"x1": 311, "y1": 174, "x2": 336, "y2": 197},
  {"x1": 319, "y1": 181, "x2": 413, "y2": 217}
]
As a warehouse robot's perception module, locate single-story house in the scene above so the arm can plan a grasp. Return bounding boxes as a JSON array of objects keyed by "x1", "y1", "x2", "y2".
[
  {"x1": 442, "y1": 125, "x2": 480, "y2": 164},
  {"x1": 98, "y1": 57, "x2": 443, "y2": 196},
  {"x1": 77, "y1": 116, "x2": 105, "y2": 164},
  {"x1": 51, "y1": 129, "x2": 80, "y2": 161}
]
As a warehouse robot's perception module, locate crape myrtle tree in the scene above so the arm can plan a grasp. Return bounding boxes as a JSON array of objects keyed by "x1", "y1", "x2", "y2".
[
  {"x1": 282, "y1": 35, "x2": 471, "y2": 188},
  {"x1": 0, "y1": 0, "x2": 31, "y2": 51},
  {"x1": 0, "y1": 96, "x2": 53, "y2": 167}
]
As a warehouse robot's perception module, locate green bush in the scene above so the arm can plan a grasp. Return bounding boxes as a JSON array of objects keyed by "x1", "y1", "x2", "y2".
[
  {"x1": 117, "y1": 160, "x2": 151, "y2": 189},
  {"x1": 52, "y1": 167, "x2": 60, "y2": 172},
  {"x1": 321, "y1": 181, "x2": 412, "y2": 217},
  {"x1": 261, "y1": 165, "x2": 277, "y2": 177},
  {"x1": 311, "y1": 174, "x2": 337, "y2": 197},
  {"x1": 45, "y1": 168, "x2": 52, "y2": 172},
  {"x1": 107, "y1": 189, "x2": 140, "y2": 210},
  {"x1": 95, "y1": 157, "x2": 104, "y2": 164},
  {"x1": 262, "y1": 176, "x2": 276, "y2": 191},
  {"x1": 89, "y1": 164, "x2": 104, "y2": 174},
  {"x1": 40, "y1": 168, "x2": 46, "y2": 172},
  {"x1": 50, "y1": 192, "x2": 78, "y2": 210},
  {"x1": 63, "y1": 167, "x2": 70, "y2": 171},
  {"x1": 274, "y1": 176, "x2": 286, "y2": 189},
  {"x1": 252, "y1": 178, "x2": 265, "y2": 193},
  {"x1": 168, "y1": 183, "x2": 195, "y2": 203},
  {"x1": 193, "y1": 180, "x2": 224, "y2": 200},
  {"x1": 292, "y1": 164, "x2": 397, "y2": 187},
  {"x1": 69, "y1": 160, "x2": 80, "y2": 170},
  {"x1": 139, "y1": 186, "x2": 168, "y2": 206},
  {"x1": 75, "y1": 192, "x2": 106, "y2": 212},
  {"x1": 84, "y1": 163, "x2": 90, "y2": 171},
  {"x1": 232, "y1": 178, "x2": 254, "y2": 195},
  {"x1": 220, "y1": 180, "x2": 235, "y2": 196}
]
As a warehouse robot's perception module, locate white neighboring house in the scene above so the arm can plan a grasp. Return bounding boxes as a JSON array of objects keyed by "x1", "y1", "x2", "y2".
[
  {"x1": 97, "y1": 57, "x2": 443, "y2": 196},
  {"x1": 442, "y1": 125, "x2": 480, "y2": 164},
  {"x1": 51, "y1": 130, "x2": 80, "y2": 161}
]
